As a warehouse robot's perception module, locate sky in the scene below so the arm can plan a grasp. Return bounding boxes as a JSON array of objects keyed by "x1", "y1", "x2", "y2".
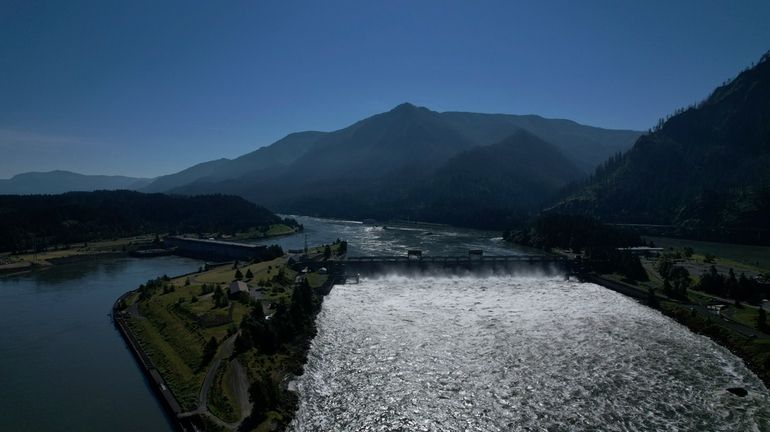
[{"x1": 1, "y1": 0, "x2": 769, "y2": 179}]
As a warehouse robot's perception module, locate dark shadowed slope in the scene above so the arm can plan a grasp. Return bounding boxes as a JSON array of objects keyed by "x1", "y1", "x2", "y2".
[
  {"x1": 0, "y1": 190, "x2": 287, "y2": 253},
  {"x1": 403, "y1": 130, "x2": 584, "y2": 228},
  {"x1": 552, "y1": 53, "x2": 770, "y2": 232},
  {"x1": 152, "y1": 104, "x2": 640, "y2": 199},
  {"x1": 439, "y1": 111, "x2": 641, "y2": 172}
]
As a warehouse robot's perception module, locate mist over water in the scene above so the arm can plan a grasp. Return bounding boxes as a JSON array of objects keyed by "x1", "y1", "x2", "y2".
[{"x1": 292, "y1": 276, "x2": 770, "y2": 431}]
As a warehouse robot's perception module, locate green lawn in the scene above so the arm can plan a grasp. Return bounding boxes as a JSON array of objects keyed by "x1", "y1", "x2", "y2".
[
  {"x1": 265, "y1": 224, "x2": 297, "y2": 237},
  {"x1": 646, "y1": 236, "x2": 770, "y2": 272},
  {"x1": 208, "y1": 361, "x2": 240, "y2": 424},
  {"x1": 126, "y1": 255, "x2": 306, "y2": 421}
]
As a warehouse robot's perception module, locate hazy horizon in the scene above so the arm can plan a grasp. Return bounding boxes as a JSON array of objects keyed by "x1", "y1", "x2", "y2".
[{"x1": 2, "y1": 0, "x2": 769, "y2": 178}]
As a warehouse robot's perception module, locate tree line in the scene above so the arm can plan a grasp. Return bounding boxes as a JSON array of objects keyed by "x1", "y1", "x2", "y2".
[{"x1": 0, "y1": 190, "x2": 299, "y2": 253}]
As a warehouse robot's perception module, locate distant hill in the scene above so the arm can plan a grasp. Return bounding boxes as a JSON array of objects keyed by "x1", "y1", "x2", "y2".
[
  {"x1": 8, "y1": 105, "x2": 641, "y2": 228},
  {"x1": 0, "y1": 190, "x2": 290, "y2": 253},
  {"x1": 551, "y1": 52, "x2": 770, "y2": 241},
  {"x1": 402, "y1": 130, "x2": 584, "y2": 227},
  {"x1": 0, "y1": 170, "x2": 151, "y2": 194},
  {"x1": 142, "y1": 131, "x2": 325, "y2": 193},
  {"x1": 155, "y1": 103, "x2": 640, "y2": 226},
  {"x1": 440, "y1": 111, "x2": 641, "y2": 172}
]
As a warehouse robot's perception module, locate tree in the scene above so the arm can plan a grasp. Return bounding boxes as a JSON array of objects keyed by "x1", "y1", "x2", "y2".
[
  {"x1": 657, "y1": 257, "x2": 674, "y2": 280},
  {"x1": 758, "y1": 307, "x2": 767, "y2": 331},
  {"x1": 662, "y1": 278, "x2": 673, "y2": 297},
  {"x1": 323, "y1": 245, "x2": 331, "y2": 260},
  {"x1": 235, "y1": 269, "x2": 244, "y2": 280},
  {"x1": 213, "y1": 286, "x2": 229, "y2": 308},
  {"x1": 202, "y1": 336, "x2": 218, "y2": 365},
  {"x1": 669, "y1": 266, "x2": 691, "y2": 299},
  {"x1": 647, "y1": 288, "x2": 659, "y2": 308},
  {"x1": 245, "y1": 268, "x2": 254, "y2": 279}
]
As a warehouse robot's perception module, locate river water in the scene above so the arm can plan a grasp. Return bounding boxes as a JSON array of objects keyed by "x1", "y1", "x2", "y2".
[
  {"x1": 292, "y1": 277, "x2": 770, "y2": 431},
  {"x1": 255, "y1": 215, "x2": 528, "y2": 256},
  {"x1": 1, "y1": 217, "x2": 768, "y2": 431},
  {"x1": 0, "y1": 256, "x2": 200, "y2": 432}
]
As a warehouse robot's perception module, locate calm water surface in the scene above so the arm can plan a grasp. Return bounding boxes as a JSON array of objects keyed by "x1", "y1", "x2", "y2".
[{"x1": 0, "y1": 256, "x2": 200, "y2": 431}]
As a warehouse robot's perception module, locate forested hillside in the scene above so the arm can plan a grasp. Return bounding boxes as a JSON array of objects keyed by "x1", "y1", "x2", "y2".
[
  {"x1": 552, "y1": 52, "x2": 770, "y2": 243},
  {"x1": 0, "y1": 191, "x2": 296, "y2": 253}
]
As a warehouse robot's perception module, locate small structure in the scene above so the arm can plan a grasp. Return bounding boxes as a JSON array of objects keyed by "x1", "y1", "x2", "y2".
[
  {"x1": 318, "y1": 267, "x2": 328, "y2": 275},
  {"x1": 408, "y1": 250, "x2": 422, "y2": 260},
  {"x1": 616, "y1": 246, "x2": 664, "y2": 257},
  {"x1": 229, "y1": 280, "x2": 248, "y2": 296},
  {"x1": 164, "y1": 236, "x2": 267, "y2": 261}
]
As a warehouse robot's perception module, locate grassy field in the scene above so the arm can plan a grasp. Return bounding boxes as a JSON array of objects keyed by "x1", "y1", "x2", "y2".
[
  {"x1": 0, "y1": 235, "x2": 155, "y2": 267},
  {"x1": 208, "y1": 361, "x2": 240, "y2": 424},
  {"x1": 230, "y1": 224, "x2": 299, "y2": 241},
  {"x1": 125, "y1": 240, "x2": 342, "y2": 429},
  {"x1": 646, "y1": 236, "x2": 770, "y2": 272},
  {"x1": 127, "y1": 264, "x2": 255, "y2": 410}
]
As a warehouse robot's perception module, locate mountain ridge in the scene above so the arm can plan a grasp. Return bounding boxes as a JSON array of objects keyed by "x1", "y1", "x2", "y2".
[
  {"x1": 0, "y1": 170, "x2": 151, "y2": 194},
  {"x1": 550, "y1": 52, "x2": 770, "y2": 238}
]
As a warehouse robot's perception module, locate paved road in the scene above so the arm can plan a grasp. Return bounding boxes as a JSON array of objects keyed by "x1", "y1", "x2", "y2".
[
  {"x1": 179, "y1": 333, "x2": 242, "y2": 430},
  {"x1": 228, "y1": 358, "x2": 253, "y2": 422},
  {"x1": 198, "y1": 334, "x2": 237, "y2": 411}
]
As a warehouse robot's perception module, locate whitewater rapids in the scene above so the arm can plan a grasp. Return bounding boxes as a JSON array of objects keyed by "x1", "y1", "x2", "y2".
[{"x1": 291, "y1": 276, "x2": 770, "y2": 431}]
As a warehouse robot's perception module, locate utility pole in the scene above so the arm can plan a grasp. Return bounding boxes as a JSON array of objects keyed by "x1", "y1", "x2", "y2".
[{"x1": 304, "y1": 234, "x2": 308, "y2": 254}]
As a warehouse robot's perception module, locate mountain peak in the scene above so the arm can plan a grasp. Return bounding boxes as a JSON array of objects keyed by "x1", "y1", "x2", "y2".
[{"x1": 390, "y1": 102, "x2": 423, "y2": 113}]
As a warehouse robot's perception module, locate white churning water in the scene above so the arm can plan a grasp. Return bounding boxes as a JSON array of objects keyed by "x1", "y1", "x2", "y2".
[{"x1": 291, "y1": 276, "x2": 770, "y2": 431}]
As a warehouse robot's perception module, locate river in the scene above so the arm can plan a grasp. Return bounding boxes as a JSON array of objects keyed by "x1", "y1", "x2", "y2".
[
  {"x1": 1, "y1": 217, "x2": 768, "y2": 431},
  {"x1": 291, "y1": 277, "x2": 770, "y2": 431},
  {"x1": 0, "y1": 256, "x2": 200, "y2": 432},
  {"x1": 252, "y1": 215, "x2": 529, "y2": 256}
]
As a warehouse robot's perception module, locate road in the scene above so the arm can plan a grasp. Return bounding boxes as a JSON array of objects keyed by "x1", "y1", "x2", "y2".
[{"x1": 177, "y1": 331, "x2": 254, "y2": 430}]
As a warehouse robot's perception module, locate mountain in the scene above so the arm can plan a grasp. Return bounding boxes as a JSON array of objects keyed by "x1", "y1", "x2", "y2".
[
  {"x1": 440, "y1": 111, "x2": 641, "y2": 172},
  {"x1": 153, "y1": 103, "x2": 640, "y2": 226},
  {"x1": 402, "y1": 130, "x2": 584, "y2": 227},
  {"x1": 552, "y1": 53, "x2": 770, "y2": 238},
  {"x1": 142, "y1": 131, "x2": 326, "y2": 192},
  {"x1": 0, "y1": 170, "x2": 151, "y2": 195},
  {"x1": 266, "y1": 130, "x2": 582, "y2": 229}
]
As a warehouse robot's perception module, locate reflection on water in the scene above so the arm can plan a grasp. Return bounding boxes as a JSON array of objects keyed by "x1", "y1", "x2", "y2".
[
  {"x1": 292, "y1": 276, "x2": 770, "y2": 431},
  {"x1": 255, "y1": 216, "x2": 531, "y2": 256},
  {"x1": 0, "y1": 256, "x2": 200, "y2": 432}
]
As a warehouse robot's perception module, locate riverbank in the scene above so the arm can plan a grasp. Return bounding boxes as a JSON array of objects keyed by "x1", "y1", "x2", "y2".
[
  {"x1": 1, "y1": 225, "x2": 301, "y2": 278},
  {"x1": 113, "y1": 291, "x2": 190, "y2": 431},
  {"x1": 114, "y1": 242, "x2": 344, "y2": 432},
  {"x1": 0, "y1": 235, "x2": 156, "y2": 277},
  {"x1": 584, "y1": 273, "x2": 770, "y2": 390}
]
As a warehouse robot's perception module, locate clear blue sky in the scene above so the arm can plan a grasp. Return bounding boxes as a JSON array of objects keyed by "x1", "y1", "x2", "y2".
[{"x1": 1, "y1": 0, "x2": 769, "y2": 178}]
